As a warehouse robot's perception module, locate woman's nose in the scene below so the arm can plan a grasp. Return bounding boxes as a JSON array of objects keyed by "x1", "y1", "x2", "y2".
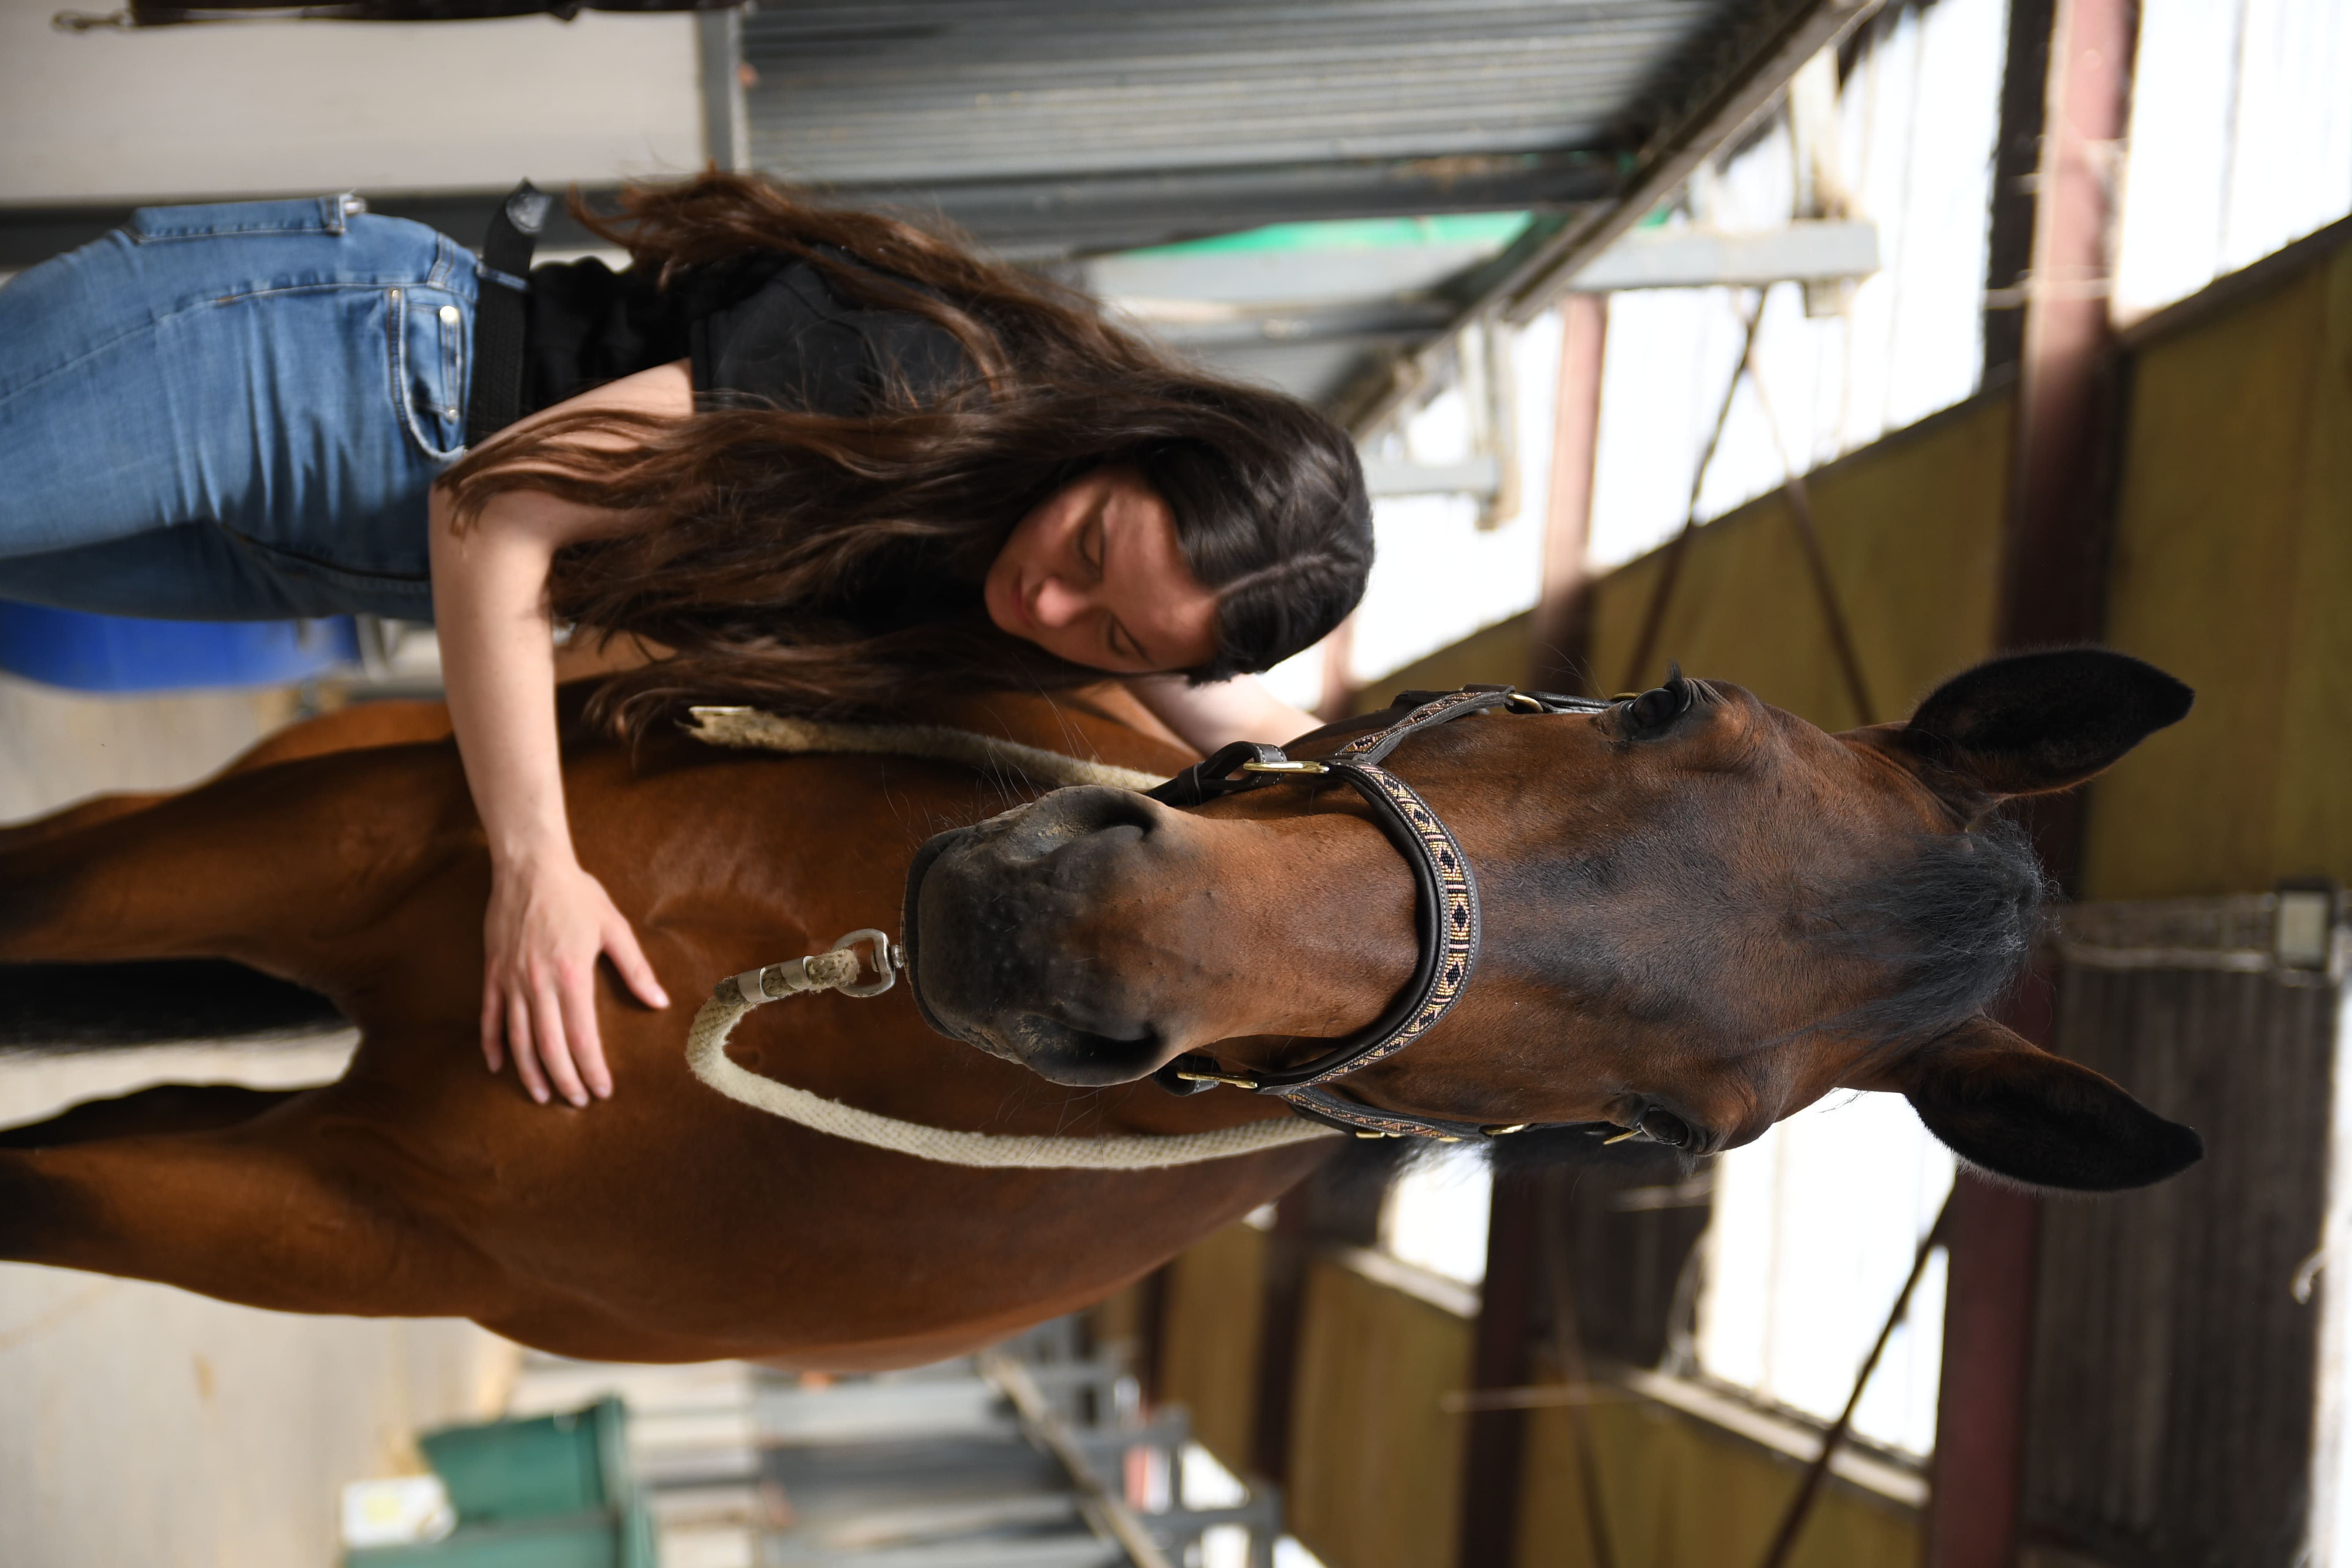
[{"x1": 1030, "y1": 575, "x2": 1091, "y2": 628}]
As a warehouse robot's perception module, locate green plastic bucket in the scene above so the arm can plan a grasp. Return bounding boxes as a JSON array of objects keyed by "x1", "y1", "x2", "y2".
[{"x1": 419, "y1": 1398, "x2": 633, "y2": 1523}]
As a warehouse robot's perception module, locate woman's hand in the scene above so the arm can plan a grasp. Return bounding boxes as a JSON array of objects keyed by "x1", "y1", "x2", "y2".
[
  {"x1": 430, "y1": 359, "x2": 692, "y2": 1106},
  {"x1": 1129, "y1": 672, "x2": 1325, "y2": 754},
  {"x1": 480, "y1": 852, "x2": 670, "y2": 1107}
]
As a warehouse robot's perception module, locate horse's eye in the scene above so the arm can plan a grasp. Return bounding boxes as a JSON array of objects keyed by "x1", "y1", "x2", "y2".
[
  {"x1": 1623, "y1": 683, "x2": 1687, "y2": 737},
  {"x1": 1638, "y1": 1108, "x2": 1693, "y2": 1147}
]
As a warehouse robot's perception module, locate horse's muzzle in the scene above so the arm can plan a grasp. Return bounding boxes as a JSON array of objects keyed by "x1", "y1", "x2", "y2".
[{"x1": 898, "y1": 790, "x2": 1177, "y2": 1086}]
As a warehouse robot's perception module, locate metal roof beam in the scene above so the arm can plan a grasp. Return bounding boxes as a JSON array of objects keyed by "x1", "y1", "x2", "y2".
[
  {"x1": 1346, "y1": 0, "x2": 1886, "y2": 432},
  {"x1": 1563, "y1": 219, "x2": 1880, "y2": 291}
]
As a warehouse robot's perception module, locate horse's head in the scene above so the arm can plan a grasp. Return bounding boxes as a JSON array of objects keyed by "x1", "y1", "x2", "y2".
[{"x1": 903, "y1": 649, "x2": 2202, "y2": 1192}]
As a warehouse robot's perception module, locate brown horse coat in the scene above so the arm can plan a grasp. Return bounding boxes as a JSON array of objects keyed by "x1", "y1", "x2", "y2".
[{"x1": 0, "y1": 687, "x2": 1326, "y2": 1366}]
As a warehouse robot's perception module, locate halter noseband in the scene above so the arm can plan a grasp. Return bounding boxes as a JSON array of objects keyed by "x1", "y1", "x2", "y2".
[{"x1": 1145, "y1": 684, "x2": 1607, "y2": 1142}]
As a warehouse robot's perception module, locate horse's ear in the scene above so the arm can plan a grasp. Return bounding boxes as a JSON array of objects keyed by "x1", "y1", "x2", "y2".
[
  {"x1": 1875, "y1": 649, "x2": 2191, "y2": 815},
  {"x1": 1847, "y1": 1015, "x2": 2202, "y2": 1192}
]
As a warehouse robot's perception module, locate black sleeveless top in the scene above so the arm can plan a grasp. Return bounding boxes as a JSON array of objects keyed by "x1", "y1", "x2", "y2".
[
  {"x1": 521, "y1": 249, "x2": 971, "y2": 418},
  {"x1": 520, "y1": 250, "x2": 985, "y2": 634}
]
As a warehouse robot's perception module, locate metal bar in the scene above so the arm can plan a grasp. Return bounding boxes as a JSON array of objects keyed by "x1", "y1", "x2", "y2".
[
  {"x1": 1347, "y1": 0, "x2": 1881, "y2": 436},
  {"x1": 1248, "y1": 1191, "x2": 1311, "y2": 1484},
  {"x1": 1529, "y1": 291, "x2": 1609, "y2": 695},
  {"x1": 1359, "y1": 457, "x2": 1503, "y2": 498},
  {"x1": 821, "y1": 152, "x2": 1620, "y2": 262},
  {"x1": 981, "y1": 1354, "x2": 1178, "y2": 1568},
  {"x1": 697, "y1": 7, "x2": 747, "y2": 173},
  {"x1": 1564, "y1": 220, "x2": 1880, "y2": 292},
  {"x1": 1494, "y1": 0, "x2": 1884, "y2": 322},
  {"x1": 1930, "y1": 1174, "x2": 2044, "y2": 1568},
  {"x1": 1457, "y1": 1171, "x2": 1544, "y2": 1568},
  {"x1": 1930, "y1": 12, "x2": 2138, "y2": 1560},
  {"x1": 1541, "y1": 1169, "x2": 1621, "y2": 1568}
]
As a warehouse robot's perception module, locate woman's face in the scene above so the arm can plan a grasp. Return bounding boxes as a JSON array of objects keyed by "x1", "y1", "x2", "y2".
[{"x1": 984, "y1": 466, "x2": 1220, "y2": 673}]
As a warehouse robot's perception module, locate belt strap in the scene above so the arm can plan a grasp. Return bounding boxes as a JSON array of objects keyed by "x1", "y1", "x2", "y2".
[{"x1": 464, "y1": 181, "x2": 552, "y2": 448}]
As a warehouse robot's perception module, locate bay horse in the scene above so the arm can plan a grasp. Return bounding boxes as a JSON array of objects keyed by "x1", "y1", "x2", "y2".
[{"x1": 0, "y1": 648, "x2": 2200, "y2": 1367}]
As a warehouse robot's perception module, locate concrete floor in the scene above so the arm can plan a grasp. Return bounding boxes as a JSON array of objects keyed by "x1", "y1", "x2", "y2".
[{"x1": 0, "y1": 673, "x2": 514, "y2": 1568}]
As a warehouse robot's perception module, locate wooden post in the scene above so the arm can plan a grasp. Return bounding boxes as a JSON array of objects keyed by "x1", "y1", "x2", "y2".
[
  {"x1": 1529, "y1": 293, "x2": 1609, "y2": 695},
  {"x1": 1457, "y1": 1172, "x2": 1544, "y2": 1568},
  {"x1": 1248, "y1": 1192, "x2": 1312, "y2": 1486},
  {"x1": 1928, "y1": 1, "x2": 2139, "y2": 1563}
]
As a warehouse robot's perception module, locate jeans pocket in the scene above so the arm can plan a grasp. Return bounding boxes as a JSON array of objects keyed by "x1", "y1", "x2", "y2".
[
  {"x1": 129, "y1": 194, "x2": 363, "y2": 244},
  {"x1": 389, "y1": 283, "x2": 471, "y2": 462}
]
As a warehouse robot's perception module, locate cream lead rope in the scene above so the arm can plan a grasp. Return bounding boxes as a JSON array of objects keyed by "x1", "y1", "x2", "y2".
[
  {"x1": 678, "y1": 708, "x2": 1339, "y2": 1169},
  {"x1": 683, "y1": 932, "x2": 1341, "y2": 1170}
]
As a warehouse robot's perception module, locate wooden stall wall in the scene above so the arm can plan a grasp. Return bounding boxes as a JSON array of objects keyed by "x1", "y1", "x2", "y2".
[
  {"x1": 1154, "y1": 1220, "x2": 1270, "y2": 1478},
  {"x1": 1370, "y1": 387, "x2": 2013, "y2": 728},
  {"x1": 1512, "y1": 1385, "x2": 1921, "y2": 1568},
  {"x1": 2082, "y1": 232, "x2": 2352, "y2": 902},
  {"x1": 1285, "y1": 1256, "x2": 1476, "y2": 1568},
  {"x1": 1582, "y1": 389, "x2": 2013, "y2": 725},
  {"x1": 2025, "y1": 948, "x2": 2336, "y2": 1567}
]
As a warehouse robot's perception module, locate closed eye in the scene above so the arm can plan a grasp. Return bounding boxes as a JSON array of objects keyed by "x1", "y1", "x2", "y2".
[{"x1": 1106, "y1": 617, "x2": 1146, "y2": 665}]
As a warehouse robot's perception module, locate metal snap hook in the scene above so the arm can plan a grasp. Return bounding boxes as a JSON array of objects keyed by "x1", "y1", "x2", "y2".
[{"x1": 830, "y1": 929, "x2": 903, "y2": 998}]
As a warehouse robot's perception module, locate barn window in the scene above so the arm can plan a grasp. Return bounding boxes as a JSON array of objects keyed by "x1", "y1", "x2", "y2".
[
  {"x1": 2111, "y1": 0, "x2": 2352, "y2": 321},
  {"x1": 1691, "y1": 1091, "x2": 1954, "y2": 1460},
  {"x1": 1380, "y1": 1144, "x2": 1494, "y2": 1290}
]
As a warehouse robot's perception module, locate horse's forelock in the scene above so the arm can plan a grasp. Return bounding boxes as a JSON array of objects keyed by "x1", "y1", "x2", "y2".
[{"x1": 1802, "y1": 814, "x2": 2050, "y2": 1047}]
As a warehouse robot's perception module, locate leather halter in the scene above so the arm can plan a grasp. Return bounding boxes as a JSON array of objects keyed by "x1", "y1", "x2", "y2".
[{"x1": 1145, "y1": 684, "x2": 1607, "y2": 1141}]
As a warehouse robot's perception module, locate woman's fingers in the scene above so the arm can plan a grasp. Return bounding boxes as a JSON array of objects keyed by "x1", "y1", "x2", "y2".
[
  {"x1": 530, "y1": 970, "x2": 589, "y2": 1108},
  {"x1": 506, "y1": 988, "x2": 551, "y2": 1105},
  {"x1": 602, "y1": 916, "x2": 670, "y2": 1014},
  {"x1": 481, "y1": 981, "x2": 506, "y2": 1074},
  {"x1": 558, "y1": 963, "x2": 612, "y2": 1102},
  {"x1": 479, "y1": 863, "x2": 661, "y2": 1108}
]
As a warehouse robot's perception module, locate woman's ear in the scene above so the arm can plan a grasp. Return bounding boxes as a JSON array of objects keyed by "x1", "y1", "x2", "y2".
[
  {"x1": 1862, "y1": 648, "x2": 2192, "y2": 820},
  {"x1": 1849, "y1": 1015, "x2": 2202, "y2": 1192}
]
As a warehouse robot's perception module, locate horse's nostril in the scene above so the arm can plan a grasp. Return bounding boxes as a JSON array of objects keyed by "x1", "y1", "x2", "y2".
[{"x1": 998, "y1": 785, "x2": 1164, "y2": 860}]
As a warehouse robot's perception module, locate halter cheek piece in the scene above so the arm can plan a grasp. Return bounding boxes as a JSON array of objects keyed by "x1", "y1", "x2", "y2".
[{"x1": 1143, "y1": 684, "x2": 1610, "y2": 1143}]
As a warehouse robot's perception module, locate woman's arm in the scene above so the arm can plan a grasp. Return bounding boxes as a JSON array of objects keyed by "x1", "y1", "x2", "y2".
[
  {"x1": 1129, "y1": 673, "x2": 1326, "y2": 754},
  {"x1": 430, "y1": 359, "x2": 691, "y2": 1107}
]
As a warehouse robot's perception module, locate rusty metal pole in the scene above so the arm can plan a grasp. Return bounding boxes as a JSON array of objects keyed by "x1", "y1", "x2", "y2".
[
  {"x1": 1529, "y1": 292, "x2": 1609, "y2": 695},
  {"x1": 1457, "y1": 1173, "x2": 1544, "y2": 1568},
  {"x1": 1927, "y1": 1, "x2": 2139, "y2": 1565}
]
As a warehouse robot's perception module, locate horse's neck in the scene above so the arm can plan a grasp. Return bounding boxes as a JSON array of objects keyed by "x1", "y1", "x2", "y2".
[{"x1": 907, "y1": 684, "x2": 1199, "y2": 779}]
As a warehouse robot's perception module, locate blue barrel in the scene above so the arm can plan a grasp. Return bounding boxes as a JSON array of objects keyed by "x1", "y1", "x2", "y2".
[{"x1": 0, "y1": 602, "x2": 360, "y2": 692}]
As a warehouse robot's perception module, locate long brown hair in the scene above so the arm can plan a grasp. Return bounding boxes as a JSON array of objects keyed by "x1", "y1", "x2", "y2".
[{"x1": 436, "y1": 172, "x2": 1372, "y2": 735}]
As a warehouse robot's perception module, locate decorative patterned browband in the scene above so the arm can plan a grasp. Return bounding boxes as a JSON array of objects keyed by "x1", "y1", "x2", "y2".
[{"x1": 1146, "y1": 684, "x2": 1608, "y2": 1142}]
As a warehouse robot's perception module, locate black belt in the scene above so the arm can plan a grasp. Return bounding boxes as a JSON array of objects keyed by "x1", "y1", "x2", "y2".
[{"x1": 464, "y1": 181, "x2": 551, "y2": 448}]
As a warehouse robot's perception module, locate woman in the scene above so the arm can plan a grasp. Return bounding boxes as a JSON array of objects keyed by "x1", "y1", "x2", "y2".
[{"x1": 0, "y1": 172, "x2": 1372, "y2": 1111}]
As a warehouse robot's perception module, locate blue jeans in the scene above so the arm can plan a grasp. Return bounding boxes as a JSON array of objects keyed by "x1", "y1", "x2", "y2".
[{"x1": 0, "y1": 196, "x2": 477, "y2": 621}]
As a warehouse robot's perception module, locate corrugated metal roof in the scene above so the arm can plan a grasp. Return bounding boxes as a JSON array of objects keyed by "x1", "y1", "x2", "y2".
[
  {"x1": 746, "y1": 1, "x2": 1721, "y2": 178},
  {"x1": 733, "y1": 0, "x2": 1859, "y2": 414},
  {"x1": 740, "y1": 0, "x2": 1762, "y2": 253}
]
